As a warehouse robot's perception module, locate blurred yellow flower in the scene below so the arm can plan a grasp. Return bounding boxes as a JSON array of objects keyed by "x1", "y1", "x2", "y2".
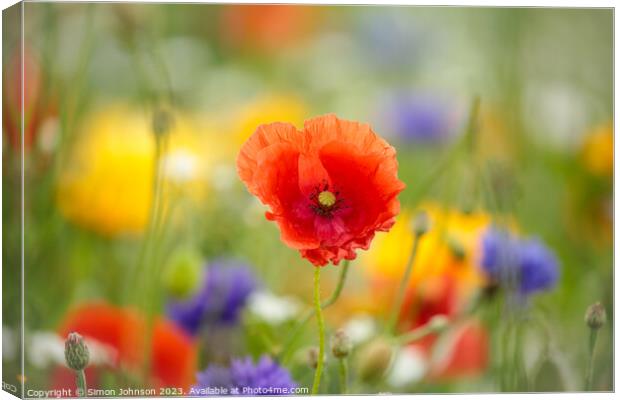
[
  {"x1": 230, "y1": 94, "x2": 308, "y2": 146},
  {"x1": 581, "y1": 122, "x2": 613, "y2": 177},
  {"x1": 56, "y1": 104, "x2": 211, "y2": 237},
  {"x1": 361, "y1": 203, "x2": 491, "y2": 306}
]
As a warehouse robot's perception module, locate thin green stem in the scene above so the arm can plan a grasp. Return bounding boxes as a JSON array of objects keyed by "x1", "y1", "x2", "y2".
[
  {"x1": 463, "y1": 96, "x2": 481, "y2": 152},
  {"x1": 321, "y1": 260, "x2": 350, "y2": 308},
  {"x1": 133, "y1": 132, "x2": 170, "y2": 383},
  {"x1": 388, "y1": 233, "x2": 422, "y2": 334},
  {"x1": 395, "y1": 319, "x2": 446, "y2": 345},
  {"x1": 338, "y1": 358, "x2": 348, "y2": 394},
  {"x1": 75, "y1": 369, "x2": 87, "y2": 397},
  {"x1": 311, "y1": 268, "x2": 325, "y2": 395},
  {"x1": 279, "y1": 260, "x2": 350, "y2": 364},
  {"x1": 515, "y1": 321, "x2": 527, "y2": 390},
  {"x1": 585, "y1": 328, "x2": 599, "y2": 391}
]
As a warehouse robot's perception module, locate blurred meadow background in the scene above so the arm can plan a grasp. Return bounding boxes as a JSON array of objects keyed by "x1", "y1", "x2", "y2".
[{"x1": 2, "y1": 3, "x2": 613, "y2": 395}]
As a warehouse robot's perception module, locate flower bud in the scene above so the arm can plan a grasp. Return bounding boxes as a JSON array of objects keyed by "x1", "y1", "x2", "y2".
[
  {"x1": 357, "y1": 337, "x2": 393, "y2": 382},
  {"x1": 428, "y1": 314, "x2": 449, "y2": 331},
  {"x1": 411, "y1": 211, "x2": 430, "y2": 237},
  {"x1": 306, "y1": 347, "x2": 325, "y2": 370},
  {"x1": 64, "y1": 332, "x2": 89, "y2": 371},
  {"x1": 447, "y1": 236, "x2": 465, "y2": 261},
  {"x1": 330, "y1": 329, "x2": 352, "y2": 359},
  {"x1": 162, "y1": 247, "x2": 204, "y2": 299},
  {"x1": 585, "y1": 302, "x2": 606, "y2": 330}
]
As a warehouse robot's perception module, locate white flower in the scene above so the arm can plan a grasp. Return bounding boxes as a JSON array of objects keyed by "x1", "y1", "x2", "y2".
[
  {"x1": 247, "y1": 291, "x2": 301, "y2": 325},
  {"x1": 28, "y1": 332, "x2": 65, "y2": 369},
  {"x1": 3, "y1": 326, "x2": 16, "y2": 361},
  {"x1": 387, "y1": 346, "x2": 428, "y2": 388},
  {"x1": 161, "y1": 150, "x2": 202, "y2": 183},
  {"x1": 27, "y1": 332, "x2": 117, "y2": 369},
  {"x1": 343, "y1": 314, "x2": 377, "y2": 345}
]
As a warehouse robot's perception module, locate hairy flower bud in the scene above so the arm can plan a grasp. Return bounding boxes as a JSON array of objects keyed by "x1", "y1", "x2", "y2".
[
  {"x1": 411, "y1": 211, "x2": 430, "y2": 237},
  {"x1": 585, "y1": 302, "x2": 606, "y2": 330},
  {"x1": 447, "y1": 236, "x2": 466, "y2": 261},
  {"x1": 64, "y1": 332, "x2": 90, "y2": 371},
  {"x1": 307, "y1": 347, "x2": 325, "y2": 370},
  {"x1": 357, "y1": 337, "x2": 393, "y2": 382},
  {"x1": 330, "y1": 329, "x2": 352, "y2": 359},
  {"x1": 428, "y1": 314, "x2": 449, "y2": 331}
]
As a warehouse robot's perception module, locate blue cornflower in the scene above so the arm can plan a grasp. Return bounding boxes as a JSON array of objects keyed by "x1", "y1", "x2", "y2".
[
  {"x1": 191, "y1": 356, "x2": 298, "y2": 396},
  {"x1": 195, "y1": 365, "x2": 234, "y2": 389},
  {"x1": 518, "y1": 238, "x2": 560, "y2": 295},
  {"x1": 481, "y1": 228, "x2": 559, "y2": 298},
  {"x1": 382, "y1": 92, "x2": 464, "y2": 144},
  {"x1": 167, "y1": 259, "x2": 258, "y2": 336}
]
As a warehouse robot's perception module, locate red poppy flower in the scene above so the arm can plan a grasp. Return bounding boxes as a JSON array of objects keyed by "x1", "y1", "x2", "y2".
[
  {"x1": 53, "y1": 302, "x2": 197, "y2": 392},
  {"x1": 220, "y1": 5, "x2": 318, "y2": 53},
  {"x1": 237, "y1": 114, "x2": 405, "y2": 266},
  {"x1": 427, "y1": 319, "x2": 489, "y2": 380},
  {"x1": 399, "y1": 276, "x2": 488, "y2": 380}
]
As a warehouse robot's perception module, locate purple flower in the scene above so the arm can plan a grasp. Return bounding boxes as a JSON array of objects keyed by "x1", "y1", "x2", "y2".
[
  {"x1": 382, "y1": 92, "x2": 464, "y2": 144},
  {"x1": 518, "y1": 239, "x2": 560, "y2": 295},
  {"x1": 481, "y1": 228, "x2": 559, "y2": 297},
  {"x1": 167, "y1": 259, "x2": 257, "y2": 336},
  {"x1": 195, "y1": 365, "x2": 234, "y2": 389},
  {"x1": 192, "y1": 356, "x2": 297, "y2": 396}
]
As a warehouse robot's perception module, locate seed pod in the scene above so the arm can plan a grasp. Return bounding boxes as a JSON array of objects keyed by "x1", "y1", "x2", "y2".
[
  {"x1": 307, "y1": 347, "x2": 325, "y2": 369},
  {"x1": 330, "y1": 329, "x2": 352, "y2": 359},
  {"x1": 411, "y1": 211, "x2": 430, "y2": 237},
  {"x1": 357, "y1": 337, "x2": 393, "y2": 382},
  {"x1": 585, "y1": 302, "x2": 606, "y2": 330}
]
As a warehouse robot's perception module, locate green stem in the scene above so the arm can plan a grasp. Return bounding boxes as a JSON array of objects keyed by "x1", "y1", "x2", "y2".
[
  {"x1": 76, "y1": 369, "x2": 87, "y2": 397},
  {"x1": 321, "y1": 259, "x2": 350, "y2": 308},
  {"x1": 279, "y1": 260, "x2": 350, "y2": 364},
  {"x1": 585, "y1": 328, "x2": 599, "y2": 391},
  {"x1": 311, "y1": 268, "x2": 325, "y2": 395},
  {"x1": 388, "y1": 233, "x2": 422, "y2": 334},
  {"x1": 395, "y1": 319, "x2": 446, "y2": 345},
  {"x1": 338, "y1": 358, "x2": 348, "y2": 394},
  {"x1": 463, "y1": 96, "x2": 481, "y2": 152},
  {"x1": 410, "y1": 96, "x2": 480, "y2": 204},
  {"x1": 136, "y1": 131, "x2": 170, "y2": 383}
]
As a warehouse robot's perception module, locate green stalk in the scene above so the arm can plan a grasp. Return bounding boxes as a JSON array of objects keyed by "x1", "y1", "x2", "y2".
[
  {"x1": 76, "y1": 369, "x2": 87, "y2": 397},
  {"x1": 279, "y1": 260, "x2": 350, "y2": 364},
  {"x1": 311, "y1": 268, "x2": 325, "y2": 395},
  {"x1": 514, "y1": 321, "x2": 527, "y2": 390},
  {"x1": 585, "y1": 328, "x2": 600, "y2": 391},
  {"x1": 388, "y1": 233, "x2": 422, "y2": 334},
  {"x1": 395, "y1": 319, "x2": 446, "y2": 345},
  {"x1": 338, "y1": 358, "x2": 348, "y2": 394},
  {"x1": 321, "y1": 259, "x2": 351, "y2": 308},
  {"x1": 130, "y1": 130, "x2": 169, "y2": 383}
]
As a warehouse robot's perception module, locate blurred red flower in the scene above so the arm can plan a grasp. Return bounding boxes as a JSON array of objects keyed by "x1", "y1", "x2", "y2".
[
  {"x1": 427, "y1": 320, "x2": 489, "y2": 380},
  {"x1": 220, "y1": 5, "x2": 317, "y2": 53},
  {"x1": 237, "y1": 114, "x2": 405, "y2": 266},
  {"x1": 3, "y1": 47, "x2": 55, "y2": 151},
  {"x1": 52, "y1": 302, "x2": 197, "y2": 392},
  {"x1": 401, "y1": 276, "x2": 489, "y2": 380}
]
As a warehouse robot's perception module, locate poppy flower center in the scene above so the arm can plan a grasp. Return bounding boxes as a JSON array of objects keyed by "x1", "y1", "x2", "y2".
[
  {"x1": 309, "y1": 181, "x2": 345, "y2": 218},
  {"x1": 318, "y1": 190, "x2": 336, "y2": 208}
]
